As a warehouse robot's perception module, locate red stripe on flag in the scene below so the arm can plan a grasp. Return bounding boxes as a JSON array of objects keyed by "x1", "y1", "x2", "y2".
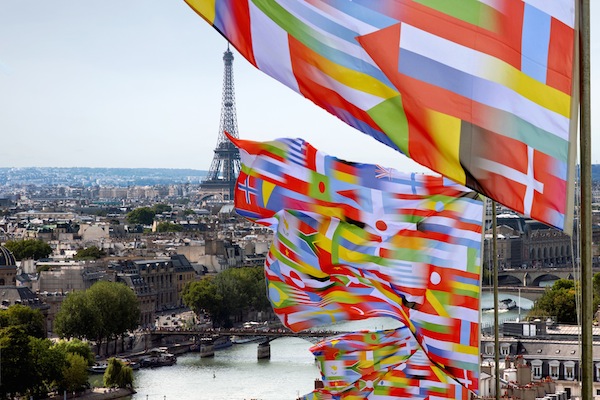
[
  {"x1": 304, "y1": 143, "x2": 318, "y2": 171},
  {"x1": 288, "y1": 38, "x2": 382, "y2": 132},
  {"x1": 222, "y1": 0, "x2": 257, "y2": 67},
  {"x1": 381, "y1": 0, "x2": 523, "y2": 68},
  {"x1": 282, "y1": 174, "x2": 310, "y2": 195},
  {"x1": 547, "y1": 17, "x2": 575, "y2": 95},
  {"x1": 333, "y1": 159, "x2": 357, "y2": 175},
  {"x1": 531, "y1": 150, "x2": 567, "y2": 217}
]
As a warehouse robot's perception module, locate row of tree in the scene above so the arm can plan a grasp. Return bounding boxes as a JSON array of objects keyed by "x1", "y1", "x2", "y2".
[
  {"x1": 126, "y1": 204, "x2": 172, "y2": 225},
  {"x1": 3, "y1": 239, "x2": 52, "y2": 261},
  {"x1": 54, "y1": 281, "x2": 140, "y2": 355},
  {"x1": 183, "y1": 266, "x2": 271, "y2": 328},
  {"x1": 4, "y1": 239, "x2": 107, "y2": 262},
  {"x1": 1, "y1": 280, "x2": 140, "y2": 399}
]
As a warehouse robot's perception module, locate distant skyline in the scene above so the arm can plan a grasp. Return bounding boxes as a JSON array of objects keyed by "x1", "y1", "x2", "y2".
[{"x1": 1, "y1": 1, "x2": 599, "y2": 172}]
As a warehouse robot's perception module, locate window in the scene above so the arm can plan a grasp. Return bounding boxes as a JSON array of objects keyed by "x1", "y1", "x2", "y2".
[
  {"x1": 532, "y1": 360, "x2": 543, "y2": 380},
  {"x1": 564, "y1": 361, "x2": 575, "y2": 381},
  {"x1": 549, "y1": 361, "x2": 560, "y2": 380},
  {"x1": 485, "y1": 344, "x2": 494, "y2": 355},
  {"x1": 500, "y1": 344, "x2": 510, "y2": 356},
  {"x1": 523, "y1": 324, "x2": 536, "y2": 337}
]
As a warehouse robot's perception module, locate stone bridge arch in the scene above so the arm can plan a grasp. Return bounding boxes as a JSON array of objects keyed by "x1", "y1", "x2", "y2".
[
  {"x1": 497, "y1": 269, "x2": 577, "y2": 288},
  {"x1": 497, "y1": 274, "x2": 523, "y2": 286},
  {"x1": 531, "y1": 273, "x2": 572, "y2": 287}
]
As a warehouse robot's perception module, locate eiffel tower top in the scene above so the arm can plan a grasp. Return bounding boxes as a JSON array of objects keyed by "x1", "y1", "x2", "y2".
[
  {"x1": 201, "y1": 46, "x2": 242, "y2": 200},
  {"x1": 216, "y1": 45, "x2": 239, "y2": 141}
]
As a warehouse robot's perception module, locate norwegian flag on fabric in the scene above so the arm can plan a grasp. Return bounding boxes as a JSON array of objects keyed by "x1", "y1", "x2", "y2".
[
  {"x1": 230, "y1": 136, "x2": 483, "y2": 398},
  {"x1": 186, "y1": 0, "x2": 577, "y2": 232}
]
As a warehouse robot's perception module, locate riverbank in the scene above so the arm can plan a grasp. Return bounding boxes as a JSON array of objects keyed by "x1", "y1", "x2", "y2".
[{"x1": 46, "y1": 388, "x2": 135, "y2": 400}]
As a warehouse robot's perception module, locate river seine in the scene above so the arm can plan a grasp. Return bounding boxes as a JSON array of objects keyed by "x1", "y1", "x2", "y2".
[{"x1": 118, "y1": 292, "x2": 533, "y2": 400}]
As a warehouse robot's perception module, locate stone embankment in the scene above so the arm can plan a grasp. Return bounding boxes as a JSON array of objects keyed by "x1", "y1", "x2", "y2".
[{"x1": 47, "y1": 388, "x2": 135, "y2": 400}]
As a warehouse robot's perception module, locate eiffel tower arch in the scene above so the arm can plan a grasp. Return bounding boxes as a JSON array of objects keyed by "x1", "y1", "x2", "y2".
[{"x1": 201, "y1": 46, "x2": 241, "y2": 200}]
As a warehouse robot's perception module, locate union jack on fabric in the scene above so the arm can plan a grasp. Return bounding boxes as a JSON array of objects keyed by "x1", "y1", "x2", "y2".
[
  {"x1": 185, "y1": 0, "x2": 577, "y2": 232},
  {"x1": 230, "y1": 135, "x2": 484, "y2": 398}
]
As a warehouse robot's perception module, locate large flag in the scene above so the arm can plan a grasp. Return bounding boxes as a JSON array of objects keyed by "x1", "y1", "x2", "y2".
[
  {"x1": 185, "y1": 0, "x2": 577, "y2": 232},
  {"x1": 230, "y1": 135, "x2": 483, "y2": 397},
  {"x1": 303, "y1": 328, "x2": 470, "y2": 399}
]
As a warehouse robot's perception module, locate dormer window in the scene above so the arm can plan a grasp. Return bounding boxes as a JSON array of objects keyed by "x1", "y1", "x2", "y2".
[
  {"x1": 549, "y1": 360, "x2": 560, "y2": 380},
  {"x1": 564, "y1": 361, "x2": 575, "y2": 381},
  {"x1": 532, "y1": 360, "x2": 543, "y2": 380}
]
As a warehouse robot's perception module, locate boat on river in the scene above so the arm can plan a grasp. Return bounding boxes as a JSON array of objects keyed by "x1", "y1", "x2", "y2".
[
  {"x1": 482, "y1": 297, "x2": 518, "y2": 312},
  {"x1": 499, "y1": 298, "x2": 517, "y2": 310},
  {"x1": 89, "y1": 357, "x2": 140, "y2": 373},
  {"x1": 88, "y1": 363, "x2": 108, "y2": 374},
  {"x1": 190, "y1": 335, "x2": 233, "y2": 352},
  {"x1": 230, "y1": 335, "x2": 266, "y2": 344},
  {"x1": 139, "y1": 348, "x2": 177, "y2": 368},
  {"x1": 213, "y1": 335, "x2": 233, "y2": 350}
]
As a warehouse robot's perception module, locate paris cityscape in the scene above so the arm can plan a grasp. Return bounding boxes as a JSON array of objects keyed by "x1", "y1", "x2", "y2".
[
  {"x1": 1, "y1": 3, "x2": 599, "y2": 399},
  {"x1": 2, "y1": 43, "x2": 600, "y2": 400}
]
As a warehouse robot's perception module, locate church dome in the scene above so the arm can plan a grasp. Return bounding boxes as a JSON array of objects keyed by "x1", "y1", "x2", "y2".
[{"x1": 0, "y1": 246, "x2": 16, "y2": 266}]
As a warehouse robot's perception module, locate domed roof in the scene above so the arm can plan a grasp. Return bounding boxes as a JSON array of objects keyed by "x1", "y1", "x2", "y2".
[{"x1": 0, "y1": 246, "x2": 16, "y2": 267}]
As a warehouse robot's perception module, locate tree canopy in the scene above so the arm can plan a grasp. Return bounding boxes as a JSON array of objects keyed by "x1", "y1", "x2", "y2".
[
  {"x1": 54, "y1": 281, "x2": 140, "y2": 355},
  {"x1": 104, "y1": 358, "x2": 133, "y2": 389},
  {"x1": 60, "y1": 353, "x2": 90, "y2": 393},
  {"x1": 0, "y1": 307, "x2": 93, "y2": 399},
  {"x1": 183, "y1": 266, "x2": 270, "y2": 328},
  {"x1": 3, "y1": 239, "x2": 52, "y2": 261},
  {"x1": 529, "y1": 276, "x2": 600, "y2": 324},
  {"x1": 74, "y1": 245, "x2": 106, "y2": 260},
  {"x1": 0, "y1": 304, "x2": 46, "y2": 339},
  {"x1": 152, "y1": 203, "x2": 172, "y2": 214},
  {"x1": 126, "y1": 207, "x2": 155, "y2": 225},
  {"x1": 155, "y1": 221, "x2": 183, "y2": 233}
]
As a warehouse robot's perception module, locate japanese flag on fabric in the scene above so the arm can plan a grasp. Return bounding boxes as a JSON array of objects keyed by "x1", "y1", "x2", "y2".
[
  {"x1": 186, "y1": 0, "x2": 577, "y2": 232},
  {"x1": 230, "y1": 135, "x2": 484, "y2": 397}
]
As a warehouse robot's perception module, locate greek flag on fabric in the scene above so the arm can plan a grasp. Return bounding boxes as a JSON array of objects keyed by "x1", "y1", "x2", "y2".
[
  {"x1": 185, "y1": 0, "x2": 577, "y2": 232},
  {"x1": 230, "y1": 135, "x2": 484, "y2": 398}
]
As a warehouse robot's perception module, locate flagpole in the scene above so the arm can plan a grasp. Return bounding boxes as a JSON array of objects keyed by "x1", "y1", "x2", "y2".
[
  {"x1": 579, "y1": 0, "x2": 592, "y2": 398},
  {"x1": 492, "y1": 201, "x2": 500, "y2": 400}
]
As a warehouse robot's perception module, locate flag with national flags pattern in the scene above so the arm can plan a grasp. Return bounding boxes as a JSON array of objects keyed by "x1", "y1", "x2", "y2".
[
  {"x1": 302, "y1": 328, "x2": 470, "y2": 399},
  {"x1": 230, "y1": 135, "x2": 483, "y2": 398},
  {"x1": 185, "y1": 0, "x2": 577, "y2": 232}
]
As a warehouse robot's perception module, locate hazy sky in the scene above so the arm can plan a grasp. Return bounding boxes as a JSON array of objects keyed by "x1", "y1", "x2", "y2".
[{"x1": 1, "y1": 1, "x2": 598, "y2": 172}]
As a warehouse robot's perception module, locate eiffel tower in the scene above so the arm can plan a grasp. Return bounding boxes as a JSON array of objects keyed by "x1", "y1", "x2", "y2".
[{"x1": 201, "y1": 46, "x2": 241, "y2": 200}]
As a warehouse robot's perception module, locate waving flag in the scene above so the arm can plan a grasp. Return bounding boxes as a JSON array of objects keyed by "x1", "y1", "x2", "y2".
[
  {"x1": 303, "y1": 328, "x2": 470, "y2": 399},
  {"x1": 231, "y1": 136, "x2": 483, "y2": 397},
  {"x1": 185, "y1": 0, "x2": 577, "y2": 231}
]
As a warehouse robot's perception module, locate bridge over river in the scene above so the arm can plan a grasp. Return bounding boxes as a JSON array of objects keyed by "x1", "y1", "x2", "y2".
[
  {"x1": 147, "y1": 327, "x2": 342, "y2": 359},
  {"x1": 497, "y1": 266, "x2": 600, "y2": 287},
  {"x1": 151, "y1": 326, "x2": 340, "y2": 342}
]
